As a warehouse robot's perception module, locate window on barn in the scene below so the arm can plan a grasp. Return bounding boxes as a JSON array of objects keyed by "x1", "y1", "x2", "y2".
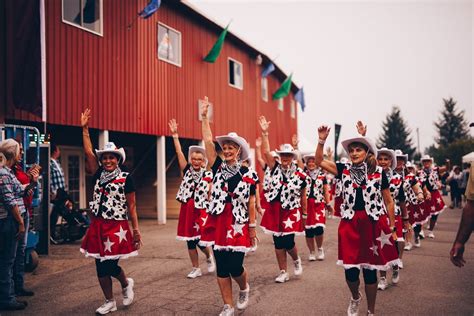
[
  {"x1": 228, "y1": 58, "x2": 243, "y2": 90},
  {"x1": 261, "y1": 78, "x2": 268, "y2": 102},
  {"x1": 62, "y1": 0, "x2": 103, "y2": 36},
  {"x1": 278, "y1": 98, "x2": 284, "y2": 111},
  {"x1": 291, "y1": 100, "x2": 296, "y2": 118},
  {"x1": 158, "y1": 23, "x2": 182, "y2": 67}
]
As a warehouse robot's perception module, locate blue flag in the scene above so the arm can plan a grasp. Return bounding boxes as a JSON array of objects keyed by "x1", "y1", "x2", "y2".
[
  {"x1": 139, "y1": 0, "x2": 161, "y2": 19},
  {"x1": 295, "y1": 87, "x2": 306, "y2": 111},
  {"x1": 261, "y1": 63, "x2": 275, "y2": 78}
]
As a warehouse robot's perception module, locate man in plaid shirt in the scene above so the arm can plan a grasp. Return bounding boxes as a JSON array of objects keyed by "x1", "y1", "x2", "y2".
[{"x1": 50, "y1": 143, "x2": 66, "y2": 244}]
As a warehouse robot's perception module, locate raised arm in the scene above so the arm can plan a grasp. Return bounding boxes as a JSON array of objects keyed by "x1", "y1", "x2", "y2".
[
  {"x1": 255, "y1": 137, "x2": 266, "y2": 170},
  {"x1": 315, "y1": 125, "x2": 337, "y2": 175},
  {"x1": 200, "y1": 97, "x2": 217, "y2": 168},
  {"x1": 292, "y1": 134, "x2": 304, "y2": 169},
  {"x1": 81, "y1": 108, "x2": 99, "y2": 175},
  {"x1": 259, "y1": 116, "x2": 276, "y2": 170},
  {"x1": 356, "y1": 120, "x2": 367, "y2": 136},
  {"x1": 168, "y1": 119, "x2": 188, "y2": 172}
]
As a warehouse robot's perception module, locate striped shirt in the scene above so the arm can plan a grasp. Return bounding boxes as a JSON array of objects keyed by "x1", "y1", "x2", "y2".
[
  {"x1": 50, "y1": 158, "x2": 66, "y2": 194},
  {"x1": 0, "y1": 166, "x2": 26, "y2": 219}
]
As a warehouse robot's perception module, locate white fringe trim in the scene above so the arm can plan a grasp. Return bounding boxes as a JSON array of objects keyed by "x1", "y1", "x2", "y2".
[
  {"x1": 198, "y1": 240, "x2": 215, "y2": 247},
  {"x1": 337, "y1": 258, "x2": 401, "y2": 271},
  {"x1": 305, "y1": 223, "x2": 326, "y2": 229},
  {"x1": 80, "y1": 248, "x2": 139, "y2": 262},
  {"x1": 260, "y1": 226, "x2": 304, "y2": 236},
  {"x1": 431, "y1": 205, "x2": 446, "y2": 216},
  {"x1": 176, "y1": 235, "x2": 201, "y2": 241},
  {"x1": 213, "y1": 245, "x2": 251, "y2": 253}
]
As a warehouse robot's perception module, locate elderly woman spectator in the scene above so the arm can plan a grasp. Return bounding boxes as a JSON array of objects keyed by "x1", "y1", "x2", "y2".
[
  {"x1": 448, "y1": 166, "x2": 464, "y2": 209},
  {"x1": 0, "y1": 139, "x2": 38, "y2": 311}
]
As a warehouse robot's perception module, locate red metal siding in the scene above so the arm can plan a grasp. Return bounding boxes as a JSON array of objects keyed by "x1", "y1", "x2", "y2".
[{"x1": 7, "y1": 0, "x2": 297, "y2": 147}]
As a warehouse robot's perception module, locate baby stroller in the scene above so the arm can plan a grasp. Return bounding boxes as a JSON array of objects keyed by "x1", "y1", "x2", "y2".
[{"x1": 50, "y1": 189, "x2": 89, "y2": 244}]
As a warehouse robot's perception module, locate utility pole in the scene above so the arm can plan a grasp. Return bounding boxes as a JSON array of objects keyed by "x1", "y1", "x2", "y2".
[{"x1": 416, "y1": 127, "x2": 421, "y2": 156}]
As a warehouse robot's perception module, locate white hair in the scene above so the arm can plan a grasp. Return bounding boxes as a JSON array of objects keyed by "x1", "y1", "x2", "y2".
[{"x1": 0, "y1": 139, "x2": 20, "y2": 166}]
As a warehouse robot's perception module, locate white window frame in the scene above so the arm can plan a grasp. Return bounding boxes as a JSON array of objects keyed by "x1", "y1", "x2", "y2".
[
  {"x1": 62, "y1": 0, "x2": 104, "y2": 37},
  {"x1": 261, "y1": 77, "x2": 268, "y2": 102},
  {"x1": 278, "y1": 98, "x2": 284, "y2": 112},
  {"x1": 291, "y1": 100, "x2": 296, "y2": 118},
  {"x1": 60, "y1": 146, "x2": 86, "y2": 208},
  {"x1": 228, "y1": 57, "x2": 244, "y2": 90},
  {"x1": 157, "y1": 22, "x2": 182, "y2": 67}
]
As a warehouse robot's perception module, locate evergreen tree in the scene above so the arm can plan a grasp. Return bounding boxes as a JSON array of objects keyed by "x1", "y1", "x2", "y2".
[
  {"x1": 435, "y1": 97, "x2": 469, "y2": 147},
  {"x1": 377, "y1": 106, "x2": 416, "y2": 158}
]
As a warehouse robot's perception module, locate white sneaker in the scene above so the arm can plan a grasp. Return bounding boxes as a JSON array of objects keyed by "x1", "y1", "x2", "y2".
[
  {"x1": 187, "y1": 267, "x2": 202, "y2": 279},
  {"x1": 414, "y1": 238, "x2": 421, "y2": 248},
  {"x1": 392, "y1": 268, "x2": 400, "y2": 284},
  {"x1": 275, "y1": 270, "x2": 289, "y2": 283},
  {"x1": 428, "y1": 231, "x2": 435, "y2": 239},
  {"x1": 398, "y1": 260, "x2": 404, "y2": 269},
  {"x1": 219, "y1": 304, "x2": 234, "y2": 316},
  {"x1": 207, "y1": 255, "x2": 216, "y2": 273},
  {"x1": 317, "y1": 248, "x2": 325, "y2": 261},
  {"x1": 347, "y1": 292, "x2": 362, "y2": 316},
  {"x1": 122, "y1": 278, "x2": 134, "y2": 306},
  {"x1": 377, "y1": 277, "x2": 388, "y2": 290},
  {"x1": 236, "y1": 283, "x2": 250, "y2": 310},
  {"x1": 309, "y1": 252, "x2": 316, "y2": 261},
  {"x1": 96, "y1": 300, "x2": 117, "y2": 315},
  {"x1": 293, "y1": 257, "x2": 303, "y2": 276},
  {"x1": 404, "y1": 242, "x2": 413, "y2": 251},
  {"x1": 419, "y1": 230, "x2": 425, "y2": 239}
]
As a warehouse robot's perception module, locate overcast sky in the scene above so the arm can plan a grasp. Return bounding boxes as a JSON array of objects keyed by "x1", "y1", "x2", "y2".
[{"x1": 188, "y1": 0, "x2": 473, "y2": 154}]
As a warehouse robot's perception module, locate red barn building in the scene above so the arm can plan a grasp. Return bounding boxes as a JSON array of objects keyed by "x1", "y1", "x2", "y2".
[{"x1": 1, "y1": 0, "x2": 300, "y2": 222}]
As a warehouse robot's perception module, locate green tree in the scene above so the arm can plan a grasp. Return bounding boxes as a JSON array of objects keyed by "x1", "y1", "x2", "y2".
[
  {"x1": 426, "y1": 138, "x2": 474, "y2": 166},
  {"x1": 434, "y1": 97, "x2": 469, "y2": 147},
  {"x1": 377, "y1": 106, "x2": 416, "y2": 158}
]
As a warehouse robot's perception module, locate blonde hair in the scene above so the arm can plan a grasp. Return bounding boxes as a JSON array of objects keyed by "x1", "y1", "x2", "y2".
[{"x1": 0, "y1": 139, "x2": 20, "y2": 166}]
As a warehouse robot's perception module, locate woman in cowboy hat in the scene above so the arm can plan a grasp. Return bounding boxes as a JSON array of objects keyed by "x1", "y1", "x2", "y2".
[
  {"x1": 418, "y1": 155, "x2": 448, "y2": 239},
  {"x1": 403, "y1": 161, "x2": 425, "y2": 249},
  {"x1": 168, "y1": 119, "x2": 215, "y2": 279},
  {"x1": 302, "y1": 153, "x2": 330, "y2": 261},
  {"x1": 80, "y1": 109, "x2": 141, "y2": 315},
  {"x1": 258, "y1": 116, "x2": 306, "y2": 284},
  {"x1": 315, "y1": 125, "x2": 399, "y2": 316},
  {"x1": 200, "y1": 98, "x2": 258, "y2": 316}
]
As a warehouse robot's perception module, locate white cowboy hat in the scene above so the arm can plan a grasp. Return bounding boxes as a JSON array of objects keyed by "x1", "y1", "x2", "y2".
[
  {"x1": 276, "y1": 144, "x2": 297, "y2": 158},
  {"x1": 270, "y1": 151, "x2": 279, "y2": 158},
  {"x1": 341, "y1": 136, "x2": 378, "y2": 157},
  {"x1": 406, "y1": 161, "x2": 415, "y2": 169},
  {"x1": 420, "y1": 154, "x2": 434, "y2": 162},
  {"x1": 377, "y1": 147, "x2": 397, "y2": 170},
  {"x1": 95, "y1": 142, "x2": 126, "y2": 164},
  {"x1": 394, "y1": 149, "x2": 408, "y2": 161},
  {"x1": 216, "y1": 132, "x2": 250, "y2": 161},
  {"x1": 303, "y1": 153, "x2": 315, "y2": 162},
  {"x1": 188, "y1": 145, "x2": 206, "y2": 162},
  {"x1": 340, "y1": 157, "x2": 349, "y2": 164}
]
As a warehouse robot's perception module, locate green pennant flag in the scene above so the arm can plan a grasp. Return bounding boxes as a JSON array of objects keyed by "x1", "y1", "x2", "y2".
[
  {"x1": 272, "y1": 74, "x2": 293, "y2": 100},
  {"x1": 203, "y1": 25, "x2": 229, "y2": 63}
]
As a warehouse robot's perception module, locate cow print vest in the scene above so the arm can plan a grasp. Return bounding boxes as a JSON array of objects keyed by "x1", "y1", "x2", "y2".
[
  {"x1": 265, "y1": 162, "x2": 307, "y2": 210},
  {"x1": 340, "y1": 163, "x2": 386, "y2": 221},
  {"x1": 305, "y1": 168, "x2": 326, "y2": 203},
  {"x1": 403, "y1": 172, "x2": 420, "y2": 205},
  {"x1": 176, "y1": 165, "x2": 213, "y2": 210},
  {"x1": 418, "y1": 167, "x2": 439, "y2": 191},
  {"x1": 208, "y1": 162, "x2": 259, "y2": 224},
  {"x1": 89, "y1": 171, "x2": 130, "y2": 220}
]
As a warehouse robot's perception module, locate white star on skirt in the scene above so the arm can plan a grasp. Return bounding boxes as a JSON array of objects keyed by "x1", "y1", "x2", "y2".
[
  {"x1": 202, "y1": 216, "x2": 208, "y2": 226},
  {"x1": 293, "y1": 210, "x2": 301, "y2": 222},
  {"x1": 315, "y1": 213, "x2": 321, "y2": 221},
  {"x1": 414, "y1": 213, "x2": 419, "y2": 219},
  {"x1": 104, "y1": 237, "x2": 115, "y2": 253},
  {"x1": 283, "y1": 217, "x2": 295, "y2": 229},
  {"x1": 420, "y1": 208, "x2": 424, "y2": 214},
  {"x1": 376, "y1": 231, "x2": 393, "y2": 249},
  {"x1": 232, "y1": 223, "x2": 245, "y2": 235},
  {"x1": 437, "y1": 198, "x2": 442, "y2": 204},
  {"x1": 370, "y1": 243, "x2": 379, "y2": 256},
  {"x1": 114, "y1": 226, "x2": 128, "y2": 243},
  {"x1": 431, "y1": 206, "x2": 436, "y2": 211},
  {"x1": 193, "y1": 223, "x2": 200, "y2": 231},
  {"x1": 226, "y1": 229, "x2": 234, "y2": 239}
]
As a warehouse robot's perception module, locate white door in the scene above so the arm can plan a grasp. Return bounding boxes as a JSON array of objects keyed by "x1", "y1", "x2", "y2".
[{"x1": 60, "y1": 147, "x2": 86, "y2": 209}]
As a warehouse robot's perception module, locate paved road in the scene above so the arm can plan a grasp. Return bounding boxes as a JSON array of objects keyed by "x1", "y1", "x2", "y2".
[{"x1": 7, "y1": 204, "x2": 474, "y2": 315}]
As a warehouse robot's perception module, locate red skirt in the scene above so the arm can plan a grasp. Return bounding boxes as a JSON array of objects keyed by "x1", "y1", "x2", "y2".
[
  {"x1": 260, "y1": 201, "x2": 304, "y2": 236},
  {"x1": 199, "y1": 213, "x2": 218, "y2": 247},
  {"x1": 428, "y1": 190, "x2": 446, "y2": 216},
  {"x1": 176, "y1": 199, "x2": 207, "y2": 241},
  {"x1": 334, "y1": 196, "x2": 343, "y2": 218},
  {"x1": 80, "y1": 218, "x2": 138, "y2": 261},
  {"x1": 213, "y1": 203, "x2": 251, "y2": 253},
  {"x1": 408, "y1": 202, "x2": 428, "y2": 226},
  {"x1": 260, "y1": 189, "x2": 271, "y2": 214},
  {"x1": 394, "y1": 215, "x2": 404, "y2": 242},
  {"x1": 306, "y1": 198, "x2": 326, "y2": 229},
  {"x1": 337, "y1": 211, "x2": 399, "y2": 271}
]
